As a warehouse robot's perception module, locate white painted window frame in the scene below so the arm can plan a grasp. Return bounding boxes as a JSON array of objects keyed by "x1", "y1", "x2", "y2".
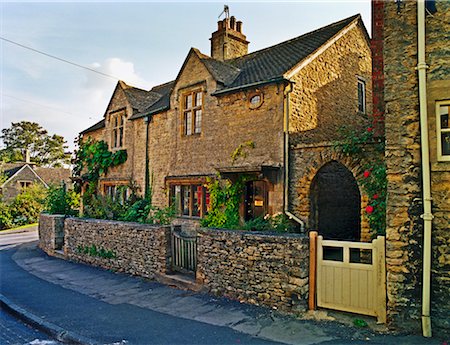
[
  {"x1": 357, "y1": 78, "x2": 366, "y2": 114},
  {"x1": 436, "y1": 100, "x2": 450, "y2": 162}
]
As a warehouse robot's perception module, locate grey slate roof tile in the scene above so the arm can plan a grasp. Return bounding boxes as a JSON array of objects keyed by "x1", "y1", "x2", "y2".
[{"x1": 80, "y1": 14, "x2": 360, "y2": 131}]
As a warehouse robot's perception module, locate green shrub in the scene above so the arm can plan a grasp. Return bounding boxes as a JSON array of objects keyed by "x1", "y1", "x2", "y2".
[
  {"x1": 243, "y1": 213, "x2": 299, "y2": 233},
  {"x1": 0, "y1": 202, "x2": 13, "y2": 230},
  {"x1": 10, "y1": 184, "x2": 47, "y2": 225},
  {"x1": 45, "y1": 183, "x2": 79, "y2": 216},
  {"x1": 83, "y1": 194, "x2": 127, "y2": 220}
]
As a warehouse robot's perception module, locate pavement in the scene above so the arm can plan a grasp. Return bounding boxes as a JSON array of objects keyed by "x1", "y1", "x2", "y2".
[{"x1": 0, "y1": 227, "x2": 445, "y2": 345}]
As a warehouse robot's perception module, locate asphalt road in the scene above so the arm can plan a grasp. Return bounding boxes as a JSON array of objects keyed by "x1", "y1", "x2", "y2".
[
  {"x1": 0, "y1": 226, "x2": 39, "y2": 250},
  {"x1": 0, "y1": 309, "x2": 61, "y2": 345}
]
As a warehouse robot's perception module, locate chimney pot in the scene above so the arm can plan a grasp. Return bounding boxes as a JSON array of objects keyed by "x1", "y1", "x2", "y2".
[
  {"x1": 236, "y1": 21, "x2": 242, "y2": 33},
  {"x1": 230, "y1": 16, "x2": 236, "y2": 30},
  {"x1": 217, "y1": 20, "x2": 223, "y2": 30}
]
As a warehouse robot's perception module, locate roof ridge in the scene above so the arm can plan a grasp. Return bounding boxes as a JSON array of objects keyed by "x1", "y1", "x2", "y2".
[{"x1": 232, "y1": 14, "x2": 360, "y2": 63}]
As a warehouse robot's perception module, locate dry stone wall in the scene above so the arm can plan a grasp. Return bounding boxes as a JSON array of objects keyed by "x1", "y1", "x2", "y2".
[
  {"x1": 196, "y1": 228, "x2": 309, "y2": 312},
  {"x1": 39, "y1": 214, "x2": 65, "y2": 255},
  {"x1": 64, "y1": 218, "x2": 171, "y2": 279}
]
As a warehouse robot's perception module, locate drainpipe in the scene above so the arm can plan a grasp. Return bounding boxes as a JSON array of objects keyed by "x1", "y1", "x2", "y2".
[
  {"x1": 416, "y1": 0, "x2": 433, "y2": 338},
  {"x1": 283, "y1": 82, "x2": 305, "y2": 231},
  {"x1": 144, "y1": 115, "x2": 151, "y2": 200}
]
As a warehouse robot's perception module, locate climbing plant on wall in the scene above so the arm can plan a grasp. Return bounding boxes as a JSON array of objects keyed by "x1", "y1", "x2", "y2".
[
  {"x1": 73, "y1": 137, "x2": 127, "y2": 210},
  {"x1": 334, "y1": 125, "x2": 386, "y2": 236}
]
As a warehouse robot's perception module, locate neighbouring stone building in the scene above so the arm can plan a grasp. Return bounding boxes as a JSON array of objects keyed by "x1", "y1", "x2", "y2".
[
  {"x1": 0, "y1": 161, "x2": 71, "y2": 203},
  {"x1": 81, "y1": 13, "x2": 373, "y2": 239},
  {"x1": 373, "y1": 0, "x2": 449, "y2": 337}
]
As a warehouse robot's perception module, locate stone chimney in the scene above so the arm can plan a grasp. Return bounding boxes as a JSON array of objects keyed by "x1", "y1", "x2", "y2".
[{"x1": 210, "y1": 15, "x2": 249, "y2": 61}]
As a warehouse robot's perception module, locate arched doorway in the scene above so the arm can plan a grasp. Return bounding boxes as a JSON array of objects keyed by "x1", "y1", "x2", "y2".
[{"x1": 310, "y1": 161, "x2": 361, "y2": 240}]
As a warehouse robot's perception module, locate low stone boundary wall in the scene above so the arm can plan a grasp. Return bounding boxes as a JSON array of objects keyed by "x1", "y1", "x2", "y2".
[
  {"x1": 39, "y1": 214, "x2": 65, "y2": 255},
  {"x1": 196, "y1": 228, "x2": 310, "y2": 312},
  {"x1": 64, "y1": 218, "x2": 171, "y2": 279}
]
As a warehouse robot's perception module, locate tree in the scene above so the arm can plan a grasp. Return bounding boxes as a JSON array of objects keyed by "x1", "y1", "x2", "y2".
[{"x1": 0, "y1": 121, "x2": 71, "y2": 167}]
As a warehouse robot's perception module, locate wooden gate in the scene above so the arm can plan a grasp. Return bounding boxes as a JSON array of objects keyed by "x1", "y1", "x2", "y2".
[
  {"x1": 312, "y1": 233, "x2": 386, "y2": 323},
  {"x1": 171, "y1": 228, "x2": 197, "y2": 274}
]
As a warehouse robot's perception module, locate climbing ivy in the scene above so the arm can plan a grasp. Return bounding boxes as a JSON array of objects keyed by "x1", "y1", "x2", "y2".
[
  {"x1": 73, "y1": 137, "x2": 127, "y2": 191},
  {"x1": 334, "y1": 125, "x2": 386, "y2": 236},
  {"x1": 200, "y1": 174, "x2": 249, "y2": 229}
]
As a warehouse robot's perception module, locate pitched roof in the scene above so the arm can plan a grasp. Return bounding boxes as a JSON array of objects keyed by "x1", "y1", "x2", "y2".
[
  {"x1": 1, "y1": 163, "x2": 27, "y2": 179},
  {"x1": 129, "y1": 81, "x2": 175, "y2": 120},
  {"x1": 80, "y1": 118, "x2": 105, "y2": 135},
  {"x1": 215, "y1": 14, "x2": 361, "y2": 94},
  {"x1": 80, "y1": 14, "x2": 362, "y2": 128},
  {"x1": 34, "y1": 167, "x2": 71, "y2": 186}
]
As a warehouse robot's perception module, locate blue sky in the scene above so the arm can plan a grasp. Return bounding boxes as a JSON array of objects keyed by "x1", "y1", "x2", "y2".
[{"x1": 1, "y1": 1, "x2": 371, "y2": 151}]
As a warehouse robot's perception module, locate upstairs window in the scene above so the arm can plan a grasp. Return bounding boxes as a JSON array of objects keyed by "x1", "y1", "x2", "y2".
[
  {"x1": 183, "y1": 90, "x2": 202, "y2": 136},
  {"x1": 357, "y1": 78, "x2": 366, "y2": 114},
  {"x1": 437, "y1": 101, "x2": 450, "y2": 161},
  {"x1": 112, "y1": 114, "x2": 124, "y2": 148},
  {"x1": 19, "y1": 181, "x2": 32, "y2": 189}
]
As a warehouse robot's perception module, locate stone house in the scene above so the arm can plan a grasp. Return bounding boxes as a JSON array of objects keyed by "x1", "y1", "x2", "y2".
[
  {"x1": 80, "y1": 13, "x2": 373, "y2": 239},
  {"x1": 372, "y1": 0, "x2": 449, "y2": 337},
  {"x1": 0, "y1": 162, "x2": 71, "y2": 203}
]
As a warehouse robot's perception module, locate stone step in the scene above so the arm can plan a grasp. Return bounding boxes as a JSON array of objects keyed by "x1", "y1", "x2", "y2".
[{"x1": 155, "y1": 272, "x2": 204, "y2": 292}]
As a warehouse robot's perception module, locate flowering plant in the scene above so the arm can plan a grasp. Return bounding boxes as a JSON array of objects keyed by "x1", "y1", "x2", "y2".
[{"x1": 334, "y1": 124, "x2": 386, "y2": 236}]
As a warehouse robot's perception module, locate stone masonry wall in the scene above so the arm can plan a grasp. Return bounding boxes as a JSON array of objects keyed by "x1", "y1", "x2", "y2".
[
  {"x1": 39, "y1": 214, "x2": 65, "y2": 255},
  {"x1": 289, "y1": 144, "x2": 377, "y2": 242},
  {"x1": 64, "y1": 218, "x2": 171, "y2": 279},
  {"x1": 289, "y1": 22, "x2": 372, "y2": 145},
  {"x1": 383, "y1": 0, "x2": 450, "y2": 335},
  {"x1": 148, "y1": 51, "x2": 285, "y2": 213},
  {"x1": 196, "y1": 228, "x2": 310, "y2": 312}
]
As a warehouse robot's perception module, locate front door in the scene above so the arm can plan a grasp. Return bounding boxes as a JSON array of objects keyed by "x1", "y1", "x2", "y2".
[{"x1": 245, "y1": 180, "x2": 267, "y2": 220}]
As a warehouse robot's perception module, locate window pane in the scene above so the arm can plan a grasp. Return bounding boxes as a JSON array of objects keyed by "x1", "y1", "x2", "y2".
[
  {"x1": 182, "y1": 185, "x2": 190, "y2": 216},
  {"x1": 185, "y1": 111, "x2": 192, "y2": 135},
  {"x1": 440, "y1": 106, "x2": 449, "y2": 129},
  {"x1": 205, "y1": 189, "x2": 210, "y2": 212},
  {"x1": 250, "y1": 95, "x2": 261, "y2": 105},
  {"x1": 119, "y1": 127, "x2": 124, "y2": 147},
  {"x1": 113, "y1": 128, "x2": 118, "y2": 147},
  {"x1": 358, "y1": 80, "x2": 365, "y2": 113},
  {"x1": 442, "y1": 132, "x2": 450, "y2": 156},
  {"x1": 192, "y1": 185, "x2": 202, "y2": 217},
  {"x1": 172, "y1": 185, "x2": 182, "y2": 215},
  {"x1": 194, "y1": 110, "x2": 202, "y2": 134},
  {"x1": 195, "y1": 92, "x2": 202, "y2": 106},
  {"x1": 185, "y1": 94, "x2": 192, "y2": 109}
]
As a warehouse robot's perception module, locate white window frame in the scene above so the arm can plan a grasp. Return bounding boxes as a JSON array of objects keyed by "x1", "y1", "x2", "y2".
[
  {"x1": 436, "y1": 100, "x2": 450, "y2": 161},
  {"x1": 357, "y1": 78, "x2": 366, "y2": 114}
]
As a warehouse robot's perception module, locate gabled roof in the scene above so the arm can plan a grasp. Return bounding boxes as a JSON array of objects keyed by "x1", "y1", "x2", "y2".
[
  {"x1": 129, "y1": 81, "x2": 175, "y2": 120},
  {"x1": 215, "y1": 14, "x2": 362, "y2": 94},
  {"x1": 80, "y1": 118, "x2": 105, "y2": 135},
  {"x1": 1, "y1": 163, "x2": 71, "y2": 189},
  {"x1": 80, "y1": 14, "x2": 364, "y2": 130},
  {"x1": 34, "y1": 167, "x2": 71, "y2": 186}
]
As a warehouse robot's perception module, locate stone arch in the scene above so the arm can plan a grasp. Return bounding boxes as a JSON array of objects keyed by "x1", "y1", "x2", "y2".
[{"x1": 309, "y1": 160, "x2": 361, "y2": 240}]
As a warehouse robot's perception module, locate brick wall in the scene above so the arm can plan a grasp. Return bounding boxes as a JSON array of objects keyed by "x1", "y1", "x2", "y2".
[
  {"x1": 64, "y1": 218, "x2": 171, "y2": 279},
  {"x1": 197, "y1": 228, "x2": 309, "y2": 312}
]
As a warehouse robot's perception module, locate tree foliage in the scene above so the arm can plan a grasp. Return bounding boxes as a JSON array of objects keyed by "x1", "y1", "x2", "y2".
[{"x1": 0, "y1": 121, "x2": 70, "y2": 167}]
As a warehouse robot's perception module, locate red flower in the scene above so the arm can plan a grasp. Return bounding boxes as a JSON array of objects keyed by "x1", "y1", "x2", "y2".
[
  {"x1": 373, "y1": 194, "x2": 379, "y2": 200},
  {"x1": 363, "y1": 170, "x2": 371, "y2": 178},
  {"x1": 366, "y1": 205, "x2": 374, "y2": 214},
  {"x1": 367, "y1": 127, "x2": 373, "y2": 132}
]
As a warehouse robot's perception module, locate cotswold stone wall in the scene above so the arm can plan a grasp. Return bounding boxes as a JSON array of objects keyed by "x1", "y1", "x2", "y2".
[
  {"x1": 196, "y1": 228, "x2": 309, "y2": 312},
  {"x1": 382, "y1": 0, "x2": 450, "y2": 335},
  {"x1": 64, "y1": 218, "x2": 171, "y2": 279},
  {"x1": 39, "y1": 214, "x2": 65, "y2": 255}
]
